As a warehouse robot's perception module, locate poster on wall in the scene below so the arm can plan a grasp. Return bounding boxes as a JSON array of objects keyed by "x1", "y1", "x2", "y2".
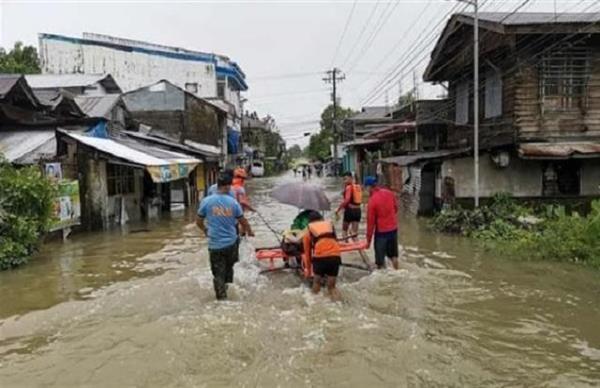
[
  {"x1": 146, "y1": 163, "x2": 195, "y2": 183},
  {"x1": 44, "y1": 163, "x2": 63, "y2": 182},
  {"x1": 49, "y1": 180, "x2": 81, "y2": 231}
]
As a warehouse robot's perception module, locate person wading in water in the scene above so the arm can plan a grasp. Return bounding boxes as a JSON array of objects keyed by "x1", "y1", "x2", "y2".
[
  {"x1": 364, "y1": 176, "x2": 399, "y2": 270},
  {"x1": 303, "y1": 212, "x2": 342, "y2": 301},
  {"x1": 197, "y1": 173, "x2": 254, "y2": 300},
  {"x1": 336, "y1": 171, "x2": 362, "y2": 240}
]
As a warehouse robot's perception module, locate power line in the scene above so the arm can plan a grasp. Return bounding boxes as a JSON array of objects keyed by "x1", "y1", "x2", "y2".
[
  {"x1": 408, "y1": 0, "x2": 599, "y2": 127},
  {"x1": 345, "y1": 0, "x2": 402, "y2": 75},
  {"x1": 358, "y1": 1, "x2": 473, "y2": 106},
  {"x1": 330, "y1": 0, "x2": 358, "y2": 67},
  {"x1": 339, "y1": 0, "x2": 381, "y2": 69}
]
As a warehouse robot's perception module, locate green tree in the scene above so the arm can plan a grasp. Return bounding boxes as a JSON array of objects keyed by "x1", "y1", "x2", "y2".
[
  {"x1": 287, "y1": 144, "x2": 303, "y2": 159},
  {"x1": 0, "y1": 159, "x2": 55, "y2": 270},
  {"x1": 306, "y1": 104, "x2": 355, "y2": 160},
  {"x1": 0, "y1": 42, "x2": 41, "y2": 74},
  {"x1": 398, "y1": 90, "x2": 415, "y2": 107}
]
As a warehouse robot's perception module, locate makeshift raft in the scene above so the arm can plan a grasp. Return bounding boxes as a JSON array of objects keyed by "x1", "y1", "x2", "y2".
[{"x1": 255, "y1": 240, "x2": 370, "y2": 278}]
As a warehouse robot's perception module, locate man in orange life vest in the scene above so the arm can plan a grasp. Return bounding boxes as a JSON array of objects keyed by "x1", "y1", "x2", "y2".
[
  {"x1": 303, "y1": 211, "x2": 342, "y2": 301},
  {"x1": 336, "y1": 171, "x2": 362, "y2": 239},
  {"x1": 232, "y1": 167, "x2": 256, "y2": 213}
]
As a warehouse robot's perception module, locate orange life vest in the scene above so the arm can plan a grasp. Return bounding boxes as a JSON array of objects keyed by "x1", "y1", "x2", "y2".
[
  {"x1": 308, "y1": 221, "x2": 341, "y2": 259},
  {"x1": 344, "y1": 183, "x2": 362, "y2": 205}
]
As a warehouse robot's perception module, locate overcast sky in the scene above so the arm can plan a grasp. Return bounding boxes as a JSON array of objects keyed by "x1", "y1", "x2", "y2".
[{"x1": 1, "y1": 0, "x2": 597, "y2": 146}]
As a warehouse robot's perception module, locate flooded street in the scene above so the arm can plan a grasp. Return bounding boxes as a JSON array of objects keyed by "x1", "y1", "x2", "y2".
[{"x1": 1, "y1": 174, "x2": 600, "y2": 387}]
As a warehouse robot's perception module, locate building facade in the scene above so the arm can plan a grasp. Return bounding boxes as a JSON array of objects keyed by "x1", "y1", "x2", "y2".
[{"x1": 38, "y1": 32, "x2": 247, "y2": 161}]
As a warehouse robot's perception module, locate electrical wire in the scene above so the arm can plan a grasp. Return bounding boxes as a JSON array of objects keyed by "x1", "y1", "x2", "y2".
[{"x1": 330, "y1": 0, "x2": 358, "y2": 67}]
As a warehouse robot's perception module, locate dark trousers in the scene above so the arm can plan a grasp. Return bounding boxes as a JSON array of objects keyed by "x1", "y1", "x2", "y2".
[{"x1": 208, "y1": 240, "x2": 239, "y2": 300}]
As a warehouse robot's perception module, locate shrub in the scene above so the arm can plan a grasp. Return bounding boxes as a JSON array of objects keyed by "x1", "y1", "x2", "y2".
[
  {"x1": 0, "y1": 161, "x2": 56, "y2": 270},
  {"x1": 431, "y1": 194, "x2": 600, "y2": 268}
]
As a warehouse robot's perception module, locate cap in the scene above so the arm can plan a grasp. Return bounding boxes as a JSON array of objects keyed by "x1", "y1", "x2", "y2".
[{"x1": 363, "y1": 176, "x2": 377, "y2": 187}]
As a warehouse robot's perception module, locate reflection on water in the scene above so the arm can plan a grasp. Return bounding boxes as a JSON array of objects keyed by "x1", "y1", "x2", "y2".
[{"x1": 0, "y1": 173, "x2": 599, "y2": 387}]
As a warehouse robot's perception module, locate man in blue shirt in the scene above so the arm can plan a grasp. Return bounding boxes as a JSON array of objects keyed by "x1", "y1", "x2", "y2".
[{"x1": 197, "y1": 173, "x2": 254, "y2": 300}]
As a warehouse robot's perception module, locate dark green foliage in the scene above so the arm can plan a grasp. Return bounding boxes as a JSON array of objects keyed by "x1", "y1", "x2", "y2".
[
  {"x1": 0, "y1": 161, "x2": 56, "y2": 270},
  {"x1": 0, "y1": 42, "x2": 41, "y2": 74},
  {"x1": 306, "y1": 104, "x2": 355, "y2": 160},
  {"x1": 431, "y1": 194, "x2": 600, "y2": 268},
  {"x1": 287, "y1": 144, "x2": 303, "y2": 160}
]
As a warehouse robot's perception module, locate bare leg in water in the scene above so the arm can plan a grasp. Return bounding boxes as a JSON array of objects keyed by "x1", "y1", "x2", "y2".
[{"x1": 326, "y1": 276, "x2": 342, "y2": 302}]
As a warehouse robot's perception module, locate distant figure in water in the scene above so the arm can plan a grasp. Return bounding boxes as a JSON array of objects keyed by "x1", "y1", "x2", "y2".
[{"x1": 197, "y1": 173, "x2": 254, "y2": 300}]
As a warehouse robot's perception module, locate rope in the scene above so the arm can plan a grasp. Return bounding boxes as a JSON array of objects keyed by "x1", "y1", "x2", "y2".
[{"x1": 254, "y1": 210, "x2": 283, "y2": 240}]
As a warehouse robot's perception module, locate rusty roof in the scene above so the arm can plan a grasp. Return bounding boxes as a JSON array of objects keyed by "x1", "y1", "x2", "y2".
[
  {"x1": 519, "y1": 142, "x2": 600, "y2": 159},
  {"x1": 364, "y1": 121, "x2": 416, "y2": 139}
]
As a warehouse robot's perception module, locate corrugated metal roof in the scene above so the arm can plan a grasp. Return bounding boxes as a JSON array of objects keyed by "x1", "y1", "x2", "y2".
[
  {"x1": 467, "y1": 12, "x2": 600, "y2": 25},
  {"x1": 123, "y1": 131, "x2": 220, "y2": 160},
  {"x1": 0, "y1": 75, "x2": 21, "y2": 99},
  {"x1": 65, "y1": 132, "x2": 199, "y2": 167},
  {"x1": 381, "y1": 149, "x2": 469, "y2": 166},
  {"x1": 75, "y1": 94, "x2": 121, "y2": 118},
  {"x1": 364, "y1": 121, "x2": 416, "y2": 139},
  {"x1": 184, "y1": 140, "x2": 222, "y2": 156},
  {"x1": 0, "y1": 130, "x2": 55, "y2": 163},
  {"x1": 349, "y1": 106, "x2": 391, "y2": 121},
  {"x1": 519, "y1": 142, "x2": 600, "y2": 159},
  {"x1": 25, "y1": 74, "x2": 115, "y2": 89}
]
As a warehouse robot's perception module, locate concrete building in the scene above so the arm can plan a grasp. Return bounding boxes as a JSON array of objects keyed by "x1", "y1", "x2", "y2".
[{"x1": 38, "y1": 32, "x2": 248, "y2": 160}]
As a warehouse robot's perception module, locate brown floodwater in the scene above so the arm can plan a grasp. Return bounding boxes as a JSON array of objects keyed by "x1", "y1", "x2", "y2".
[{"x1": 1, "y1": 173, "x2": 599, "y2": 387}]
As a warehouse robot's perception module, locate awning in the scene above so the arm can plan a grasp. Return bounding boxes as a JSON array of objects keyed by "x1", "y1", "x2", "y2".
[
  {"x1": 64, "y1": 132, "x2": 200, "y2": 183},
  {"x1": 381, "y1": 149, "x2": 469, "y2": 166},
  {"x1": 519, "y1": 142, "x2": 600, "y2": 159},
  {"x1": 0, "y1": 129, "x2": 56, "y2": 164}
]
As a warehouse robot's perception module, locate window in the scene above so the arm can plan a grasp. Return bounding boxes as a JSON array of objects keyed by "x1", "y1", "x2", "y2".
[
  {"x1": 542, "y1": 160, "x2": 580, "y2": 197},
  {"x1": 217, "y1": 77, "x2": 226, "y2": 99},
  {"x1": 107, "y1": 164, "x2": 136, "y2": 196},
  {"x1": 540, "y1": 47, "x2": 590, "y2": 111},
  {"x1": 485, "y1": 71, "x2": 503, "y2": 118},
  {"x1": 185, "y1": 82, "x2": 198, "y2": 94},
  {"x1": 455, "y1": 81, "x2": 469, "y2": 125}
]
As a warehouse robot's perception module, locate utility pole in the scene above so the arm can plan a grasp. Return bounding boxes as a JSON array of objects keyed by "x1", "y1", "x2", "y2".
[
  {"x1": 453, "y1": 0, "x2": 479, "y2": 207},
  {"x1": 323, "y1": 68, "x2": 345, "y2": 175},
  {"x1": 473, "y1": 0, "x2": 480, "y2": 207}
]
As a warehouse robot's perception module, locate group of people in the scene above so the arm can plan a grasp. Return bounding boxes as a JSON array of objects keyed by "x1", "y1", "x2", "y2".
[
  {"x1": 197, "y1": 167, "x2": 399, "y2": 301},
  {"x1": 280, "y1": 172, "x2": 399, "y2": 301},
  {"x1": 293, "y1": 164, "x2": 324, "y2": 180}
]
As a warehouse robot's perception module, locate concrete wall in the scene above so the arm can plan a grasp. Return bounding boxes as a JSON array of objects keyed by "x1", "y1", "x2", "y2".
[
  {"x1": 442, "y1": 153, "x2": 543, "y2": 198},
  {"x1": 40, "y1": 38, "x2": 217, "y2": 98}
]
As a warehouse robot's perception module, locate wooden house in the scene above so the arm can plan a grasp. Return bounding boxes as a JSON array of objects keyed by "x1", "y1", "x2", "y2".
[{"x1": 419, "y1": 12, "x2": 600, "y2": 208}]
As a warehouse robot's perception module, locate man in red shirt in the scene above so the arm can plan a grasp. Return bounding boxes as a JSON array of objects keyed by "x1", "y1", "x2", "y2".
[{"x1": 364, "y1": 176, "x2": 399, "y2": 269}]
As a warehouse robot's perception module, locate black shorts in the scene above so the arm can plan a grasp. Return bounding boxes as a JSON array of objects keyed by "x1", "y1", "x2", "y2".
[
  {"x1": 312, "y1": 257, "x2": 341, "y2": 277},
  {"x1": 374, "y1": 230, "x2": 399, "y2": 267},
  {"x1": 343, "y1": 207, "x2": 361, "y2": 223}
]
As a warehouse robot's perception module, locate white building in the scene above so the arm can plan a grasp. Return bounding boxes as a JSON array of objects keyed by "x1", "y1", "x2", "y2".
[{"x1": 37, "y1": 33, "x2": 247, "y2": 134}]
